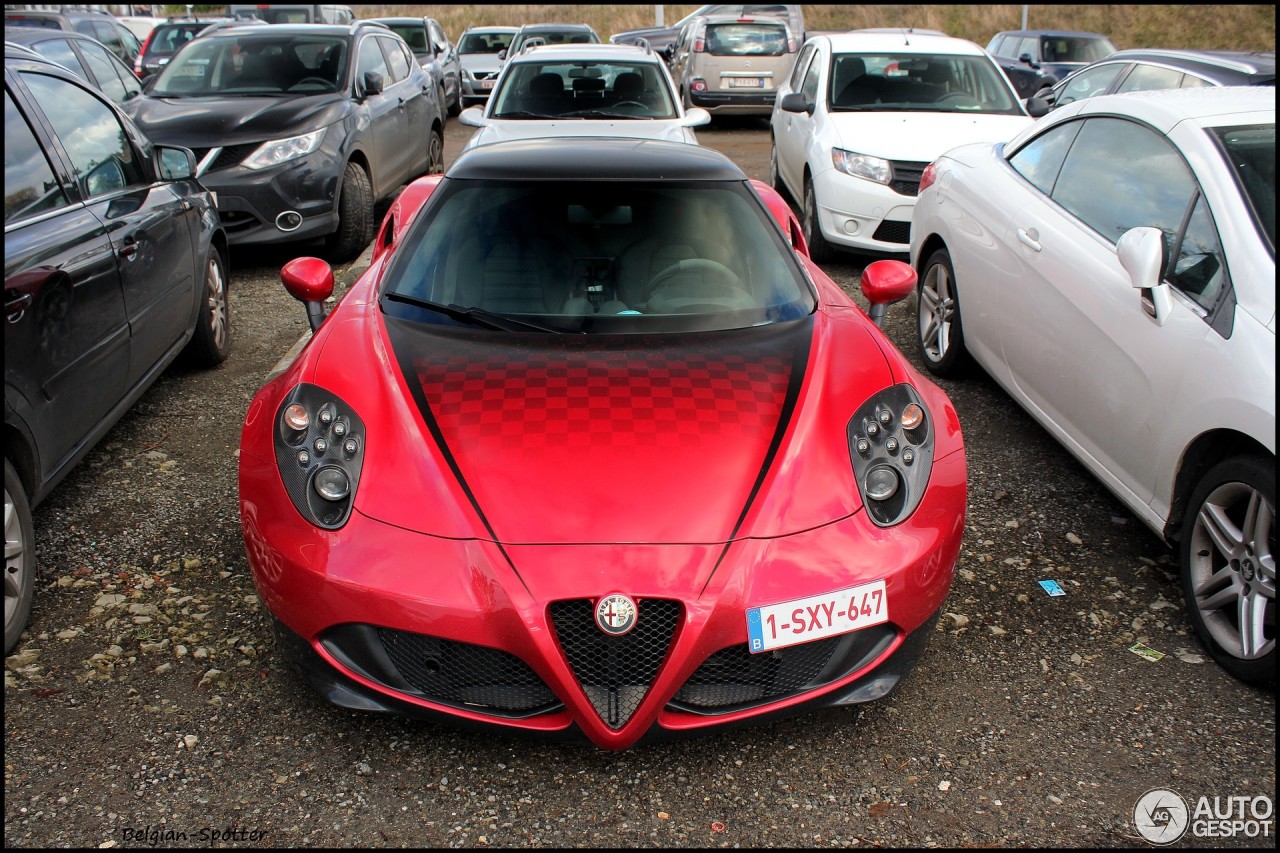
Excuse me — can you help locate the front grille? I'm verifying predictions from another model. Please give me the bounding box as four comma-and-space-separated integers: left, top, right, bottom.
192, 143, 262, 174
872, 219, 912, 245
888, 160, 929, 196
668, 624, 897, 714
550, 599, 681, 729
376, 628, 560, 714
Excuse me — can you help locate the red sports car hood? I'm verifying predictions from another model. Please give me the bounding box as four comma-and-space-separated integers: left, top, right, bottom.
370, 314, 880, 545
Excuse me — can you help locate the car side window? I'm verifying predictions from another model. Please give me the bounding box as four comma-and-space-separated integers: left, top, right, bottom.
800, 48, 820, 102
378, 35, 411, 84
1057, 63, 1125, 104
788, 42, 814, 91
1008, 119, 1082, 195
1179, 73, 1214, 89
1115, 62, 1184, 94
88, 21, 126, 60
429, 21, 449, 54
4, 90, 69, 222
1051, 116, 1196, 257
79, 41, 139, 103
19, 71, 144, 199
358, 35, 391, 85
1169, 194, 1227, 312
30, 38, 89, 81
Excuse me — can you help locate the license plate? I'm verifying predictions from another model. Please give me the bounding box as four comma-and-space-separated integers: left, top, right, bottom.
479, 79, 495, 89
746, 579, 888, 653
727, 77, 763, 88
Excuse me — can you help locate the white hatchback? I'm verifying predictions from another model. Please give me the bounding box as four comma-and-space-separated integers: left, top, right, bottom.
910, 86, 1276, 684
769, 31, 1032, 260
459, 43, 709, 150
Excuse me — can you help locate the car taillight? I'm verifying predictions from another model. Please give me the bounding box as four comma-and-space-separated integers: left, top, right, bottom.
693, 38, 705, 52
919, 161, 940, 194
691, 77, 707, 93
135, 31, 154, 77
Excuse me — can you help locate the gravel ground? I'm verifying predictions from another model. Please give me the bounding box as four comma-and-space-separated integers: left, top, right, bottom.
4, 118, 1274, 849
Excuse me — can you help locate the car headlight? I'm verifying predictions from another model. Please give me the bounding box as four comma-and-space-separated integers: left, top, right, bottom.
832, 148, 891, 185
242, 128, 326, 171
848, 385, 935, 527
273, 383, 366, 529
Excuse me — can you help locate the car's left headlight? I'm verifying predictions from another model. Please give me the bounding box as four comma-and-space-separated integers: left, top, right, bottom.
242, 128, 326, 171
848, 385, 935, 527
272, 383, 366, 529
832, 148, 891, 185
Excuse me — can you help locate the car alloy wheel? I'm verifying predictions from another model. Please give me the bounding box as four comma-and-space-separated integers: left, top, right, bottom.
326, 161, 373, 262
427, 127, 445, 175
185, 249, 230, 366
916, 248, 970, 378
1180, 455, 1275, 685
4, 460, 35, 655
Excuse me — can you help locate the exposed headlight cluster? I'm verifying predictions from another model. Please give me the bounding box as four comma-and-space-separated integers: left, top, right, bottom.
243, 128, 326, 171
273, 384, 366, 529
832, 148, 891, 185
847, 385, 935, 527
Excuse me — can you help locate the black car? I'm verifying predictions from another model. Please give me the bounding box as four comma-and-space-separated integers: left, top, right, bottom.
4, 26, 143, 105
132, 16, 265, 82
985, 29, 1116, 97
5, 45, 230, 653
367, 16, 463, 116
3, 7, 142, 65
1038, 48, 1277, 109
123, 21, 445, 260
610, 5, 804, 58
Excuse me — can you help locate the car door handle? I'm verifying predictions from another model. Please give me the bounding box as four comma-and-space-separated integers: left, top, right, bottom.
118, 239, 138, 260
1016, 227, 1042, 252
5, 292, 33, 324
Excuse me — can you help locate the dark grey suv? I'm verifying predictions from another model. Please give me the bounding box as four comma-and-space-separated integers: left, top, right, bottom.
5, 44, 230, 652
124, 21, 445, 260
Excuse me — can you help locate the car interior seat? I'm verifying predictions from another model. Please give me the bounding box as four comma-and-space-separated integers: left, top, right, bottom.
833, 56, 882, 106
611, 71, 644, 102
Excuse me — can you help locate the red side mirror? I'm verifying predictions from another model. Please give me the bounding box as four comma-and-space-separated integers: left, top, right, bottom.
860, 260, 917, 328
281, 257, 335, 332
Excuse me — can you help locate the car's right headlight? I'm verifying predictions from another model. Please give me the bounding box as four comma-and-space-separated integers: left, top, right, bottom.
832, 148, 891, 185
242, 128, 326, 171
847, 385, 935, 527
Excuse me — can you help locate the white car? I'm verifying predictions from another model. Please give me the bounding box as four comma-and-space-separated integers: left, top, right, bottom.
769, 31, 1033, 260
459, 43, 709, 150
910, 86, 1275, 684
457, 25, 518, 107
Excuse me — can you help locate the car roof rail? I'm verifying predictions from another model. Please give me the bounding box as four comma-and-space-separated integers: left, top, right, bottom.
632, 36, 652, 54
522, 37, 547, 53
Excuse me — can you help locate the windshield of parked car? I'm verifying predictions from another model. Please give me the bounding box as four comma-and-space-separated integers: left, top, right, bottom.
829, 53, 1023, 114
380, 180, 815, 333
459, 30, 514, 54
147, 23, 213, 58
1213, 122, 1276, 255
491, 61, 677, 118
512, 29, 599, 54
383, 23, 429, 54
149, 35, 347, 95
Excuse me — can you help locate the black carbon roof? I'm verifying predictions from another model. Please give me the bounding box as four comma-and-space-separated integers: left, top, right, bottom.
446, 137, 748, 182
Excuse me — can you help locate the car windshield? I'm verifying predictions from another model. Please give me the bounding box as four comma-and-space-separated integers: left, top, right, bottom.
149, 35, 346, 96
513, 29, 597, 52
491, 61, 677, 118
828, 53, 1023, 114
380, 179, 815, 333
1212, 122, 1276, 255
1040, 35, 1116, 64
147, 23, 209, 58
459, 31, 513, 54
704, 22, 790, 56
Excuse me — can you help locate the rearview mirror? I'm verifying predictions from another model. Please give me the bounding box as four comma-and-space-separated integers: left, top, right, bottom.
1117, 226, 1172, 325
779, 91, 811, 115
860, 260, 918, 328
282, 257, 335, 332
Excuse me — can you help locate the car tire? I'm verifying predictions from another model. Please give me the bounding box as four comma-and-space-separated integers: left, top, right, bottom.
5, 459, 35, 655
427, 125, 445, 176
326, 161, 373, 263
915, 247, 972, 378
768, 139, 789, 201
183, 248, 230, 367
1179, 455, 1275, 686
802, 177, 834, 264
447, 86, 461, 117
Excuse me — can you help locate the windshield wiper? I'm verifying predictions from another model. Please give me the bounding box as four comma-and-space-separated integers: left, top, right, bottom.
560, 109, 650, 119
383, 292, 582, 334
492, 110, 561, 119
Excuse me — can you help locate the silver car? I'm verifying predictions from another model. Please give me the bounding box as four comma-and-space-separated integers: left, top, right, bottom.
457, 25, 517, 106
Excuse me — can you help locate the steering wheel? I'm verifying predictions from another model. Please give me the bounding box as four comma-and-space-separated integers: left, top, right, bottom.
612, 100, 646, 110
292, 77, 331, 88
937, 92, 978, 106
645, 258, 747, 310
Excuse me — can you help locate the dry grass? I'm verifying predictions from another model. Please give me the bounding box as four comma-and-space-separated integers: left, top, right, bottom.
355, 5, 1275, 51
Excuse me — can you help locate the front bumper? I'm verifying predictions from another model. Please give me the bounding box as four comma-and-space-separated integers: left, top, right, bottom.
813, 167, 918, 254
199, 149, 342, 247
240, 444, 964, 750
